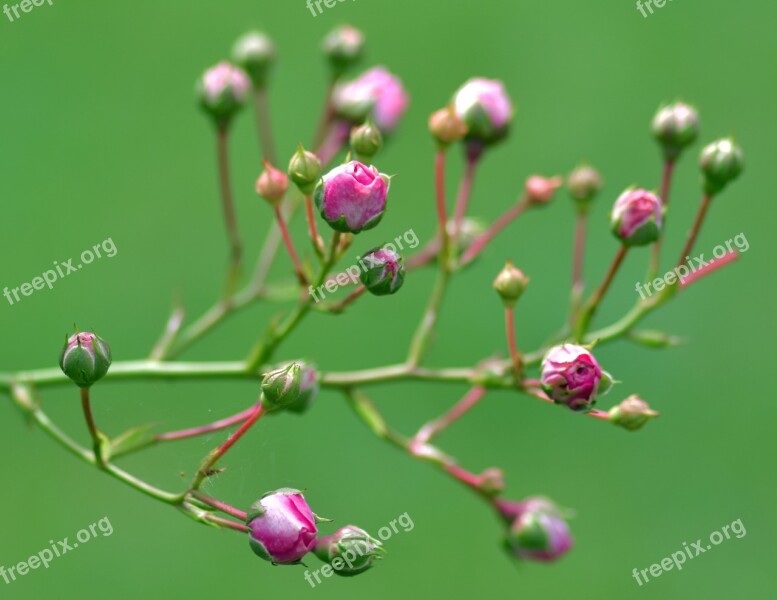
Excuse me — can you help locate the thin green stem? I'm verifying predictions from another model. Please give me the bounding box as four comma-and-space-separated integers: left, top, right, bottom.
80, 387, 106, 468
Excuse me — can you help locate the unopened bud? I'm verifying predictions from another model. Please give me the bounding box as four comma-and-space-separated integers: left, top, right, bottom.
261, 363, 302, 412
288, 145, 323, 195
313, 525, 386, 576
256, 160, 289, 206
493, 261, 529, 308
428, 106, 468, 147
526, 175, 562, 205
322, 25, 365, 75
360, 247, 406, 296
350, 120, 383, 162
608, 395, 659, 431
232, 31, 276, 88
284, 363, 320, 415
59, 332, 112, 388
567, 164, 603, 207
610, 188, 663, 247
504, 497, 573, 562
700, 138, 744, 195
197, 62, 250, 126
652, 102, 700, 161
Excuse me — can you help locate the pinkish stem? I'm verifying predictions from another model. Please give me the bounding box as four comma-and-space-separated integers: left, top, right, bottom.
460, 196, 530, 265
677, 193, 713, 267
316, 120, 350, 165
190, 490, 248, 521
156, 406, 257, 442
680, 250, 739, 288
451, 146, 483, 238
651, 159, 675, 276
413, 386, 487, 446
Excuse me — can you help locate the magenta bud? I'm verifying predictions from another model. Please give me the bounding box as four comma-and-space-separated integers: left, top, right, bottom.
313, 525, 386, 576
314, 161, 389, 234
196, 62, 250, 125
610, 188, 664, 247
502, 497, 573, 562
359, 247, 406, 296
333, 67, 409, 133
452, 78, 514, 144
59, 332, 112, 388
652, 102, 699, 160
541, 344, 610, 411
608, 395, 659, 431
247, 488, 318, 565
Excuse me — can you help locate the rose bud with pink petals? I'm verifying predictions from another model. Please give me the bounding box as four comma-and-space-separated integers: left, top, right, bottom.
499, 497, 574, 562
610, 188, 664, 247
314, 161, 389, 233
196, 61, 250, 125
359, 247, 406, 296
333, 66, 409, 133
452, 78, 514, 144
247, 488, 318, 565
526, 175, 563, 205
541, 344, 612, 411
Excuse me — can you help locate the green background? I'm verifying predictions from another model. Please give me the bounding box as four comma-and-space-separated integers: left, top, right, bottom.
0, 0, 774, 598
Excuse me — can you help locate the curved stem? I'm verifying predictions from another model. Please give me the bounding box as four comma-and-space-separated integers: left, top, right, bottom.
156, 405, 257, 442
574, 246, 629, 340
304, 194, 325, 257
274, 205, 308, 284
676, 193, 713, 267
80, 387, 106, 468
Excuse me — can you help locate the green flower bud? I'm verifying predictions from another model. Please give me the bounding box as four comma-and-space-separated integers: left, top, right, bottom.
261, 363, 302, 412
322, 25, 365, 75
288, 145, 323, 195
359, 247, 406, 296
282, 362, 320, 415
652, 102, 700, 161
59, 332, 112, 388
608, 395, 659, 431
493, 261, 529, 308
700, 138, 744, 195
350, 120, 383, 163
313, 525, 385, 576
567, 164, 603, 208
232, 31, 276, 88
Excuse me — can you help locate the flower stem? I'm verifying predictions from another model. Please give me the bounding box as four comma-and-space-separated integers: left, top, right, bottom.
156, 405, 258, 442
274, 205, 308, 284
435, 150, 450, 256
80, 387, 106, 468
676, 193, 713, 267
253, 88, 277, 165
650, 159, 675, 277
460, 196, 530, 265
406, 266, 450, 367
304, 194, 325, 257
216, 124, 243, 298
505, 307, 522, 382
190, 490, 248, 521
412, 386, 486, 446
451, 147, 482, 240
569, 210, 588, 324
574, 246, 629, 340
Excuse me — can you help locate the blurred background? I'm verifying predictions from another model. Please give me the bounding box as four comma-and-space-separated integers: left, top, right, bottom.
0, 0, 774, 598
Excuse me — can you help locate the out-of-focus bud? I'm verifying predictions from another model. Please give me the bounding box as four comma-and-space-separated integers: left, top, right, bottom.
261, 363, 302, 412
608, 395, 659, 431
322, 25, 365, 75
333, 67, 409, 133
314, 161, 389, 233
288, 145, 323, 195
452, 78, 514, 144
350, 120, 383, 163
428, 106, 468, 147
541, 344, 611, 411
232, 31, 276, 88
247, 488, 317, 565
700, 138, 744, 195
502, 497, 573, 562
652, 102, 700, 160
446, 217, 486, 253
610, 188, 664, 247
59, 332, 112, 388
627, 329, 685, 348
526, 175, 563, 206
313, 525, 386, 576
284, 363, 320, 415
256, 160, 289, 206
567, 164, 603, 209
359, 247, 406, 296
493, 261, 529, 308
197, 62, 250, 125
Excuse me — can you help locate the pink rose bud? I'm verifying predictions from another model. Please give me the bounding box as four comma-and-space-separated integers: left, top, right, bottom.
502, 497, 573, 562
452, 78, 514, 144
247, 488, 318, 565
541, 344, 611, 411
333, 67, 409, 133
255, 160, 289, 206
526, 175, 563, 205
197, 62, 251, 125
322, 25, 365, 75
314, 161, 389, 233
610, 188, 663, 247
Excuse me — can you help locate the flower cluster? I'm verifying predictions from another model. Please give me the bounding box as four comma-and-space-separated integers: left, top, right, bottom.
5, 24, 746, 584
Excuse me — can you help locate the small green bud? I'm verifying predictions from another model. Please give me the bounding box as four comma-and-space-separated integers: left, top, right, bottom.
261, 363, 302, 412
350, 120, 383, 163
493, 261, 529, 308
288, 144, 323, 195
700, 138, 744, 195
59, 332, 112, 388
652, 102, 700, 161
232, 31, 276, 88
322, 25, 365, 75
313, 525, 385, 576
608, 395, 659, 431
567, 164, 603, 208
